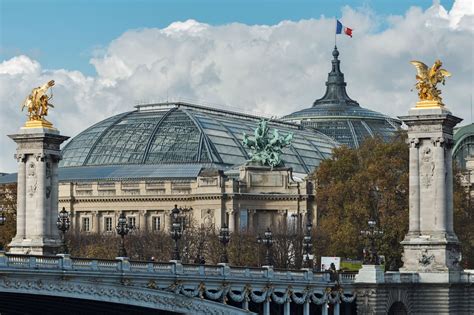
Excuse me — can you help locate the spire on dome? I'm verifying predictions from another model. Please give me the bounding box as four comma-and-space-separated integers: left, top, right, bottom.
313, 46, 359, 107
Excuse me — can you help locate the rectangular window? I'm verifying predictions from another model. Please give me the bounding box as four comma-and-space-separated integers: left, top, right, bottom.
104, 217, 113, 232
128, 216, 136, 228
152, 216, 161, 231
82, 217, 90, 232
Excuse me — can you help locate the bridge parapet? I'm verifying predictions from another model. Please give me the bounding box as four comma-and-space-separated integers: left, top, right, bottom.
0, 252, 347, 286
0, 251, 357, 315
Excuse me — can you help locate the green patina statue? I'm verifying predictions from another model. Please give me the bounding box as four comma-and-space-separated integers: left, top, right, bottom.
242, 119, 293, 168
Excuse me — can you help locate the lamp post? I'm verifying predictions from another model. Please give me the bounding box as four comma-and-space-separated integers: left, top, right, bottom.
303, 214, 313, 269
116, 212, 133, 258
360, 219, 383, 265
360, 186, 383, 265
193, 226, 206, 264
256, 234, 262, 267
262, 227, 273, 266
56, 207, 70, 254
218, 224, 230, 264
0, 207, 6, 251
170, 205, 182, 261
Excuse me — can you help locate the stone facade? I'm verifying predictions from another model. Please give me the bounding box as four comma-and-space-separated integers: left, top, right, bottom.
59, 165, 316, 234
8, 127, 69, 255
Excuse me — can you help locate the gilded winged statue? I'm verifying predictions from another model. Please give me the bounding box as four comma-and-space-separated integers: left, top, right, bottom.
410, 60, 451, 104
21, 80, 55, 121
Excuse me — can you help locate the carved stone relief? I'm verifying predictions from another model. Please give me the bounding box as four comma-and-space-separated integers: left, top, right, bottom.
14, 153, 26, 163
27, 162, 37, 197
45, 161, 52, 199
408, 138, 419, 148
201, 209, 214, 228
420, 147, 435, 188
418, 249, 434, 268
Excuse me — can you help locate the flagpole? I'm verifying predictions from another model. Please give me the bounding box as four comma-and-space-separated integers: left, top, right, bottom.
334, 18, 337, 47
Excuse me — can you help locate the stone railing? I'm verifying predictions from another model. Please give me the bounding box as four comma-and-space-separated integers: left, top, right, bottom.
0, 252, 355, 286
0, 251, 358, 315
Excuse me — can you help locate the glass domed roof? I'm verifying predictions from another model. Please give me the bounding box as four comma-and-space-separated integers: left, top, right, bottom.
282, 46, 400, 148
453, 123, 474, 170
60, 102, 339, 174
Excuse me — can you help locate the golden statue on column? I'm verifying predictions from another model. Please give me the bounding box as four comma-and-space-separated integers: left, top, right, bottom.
410, 60, 451, 108
21, 80, 56, 128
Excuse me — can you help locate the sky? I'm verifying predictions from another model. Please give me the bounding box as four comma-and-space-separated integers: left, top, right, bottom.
0, 0, 473, 172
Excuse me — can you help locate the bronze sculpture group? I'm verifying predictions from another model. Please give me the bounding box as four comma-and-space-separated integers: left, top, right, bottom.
243, 119, 293, 168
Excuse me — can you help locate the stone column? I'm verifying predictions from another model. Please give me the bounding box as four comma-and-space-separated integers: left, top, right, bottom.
35, 153, 47, 238
13, 154, 27, 241
277, 210, 287, 231
446, 140, 455, 235
139, 210, 148, 233
8, 127, 69, 255
433, 137, 447, 234
92, 211, 99, 233
248, 209, 255, 232
165, 210, 172, 232
399, 107, 462, 274
49, 156, 60, 239
227, 210, 235, 232
407, 138, 420, 235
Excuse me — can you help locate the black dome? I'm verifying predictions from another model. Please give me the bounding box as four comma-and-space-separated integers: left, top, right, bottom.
282, 46, 400, 148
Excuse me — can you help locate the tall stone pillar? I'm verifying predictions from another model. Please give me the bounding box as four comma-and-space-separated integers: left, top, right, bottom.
8, 127, 69, 255
399, 106, 462, 275
139, 210, 148, 233
227, 210, 235, 232
14, 154, 27, 240
248, 209, 255, 232
92, 211, 99, 233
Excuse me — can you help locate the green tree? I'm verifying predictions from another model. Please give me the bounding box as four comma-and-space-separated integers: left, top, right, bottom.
453, 170, 474, 268
0, 183, 17, 249
312, 132, 474, 270
312, 132, 409, 270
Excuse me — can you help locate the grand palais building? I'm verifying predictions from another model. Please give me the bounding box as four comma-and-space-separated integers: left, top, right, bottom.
2, 47, 471, 235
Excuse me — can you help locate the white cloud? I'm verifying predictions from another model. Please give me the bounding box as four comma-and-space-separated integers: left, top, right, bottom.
0, 0, 473, 172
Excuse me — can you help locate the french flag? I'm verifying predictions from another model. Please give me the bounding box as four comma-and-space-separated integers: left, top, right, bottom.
336, 20, 352, 37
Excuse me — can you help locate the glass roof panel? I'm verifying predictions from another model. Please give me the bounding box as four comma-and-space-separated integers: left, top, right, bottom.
60, 112, 130, 167
85, 111, 166, 165
144, 110, 202, 163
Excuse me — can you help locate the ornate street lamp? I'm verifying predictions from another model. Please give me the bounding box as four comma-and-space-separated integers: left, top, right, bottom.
262, 227, 273, 266
303, 215, 313, 269
194, 227, 206, 264
360, 186, 384, 265
180, 206, 193, 230
170, 205, 182, 261
360, 219, 383, 265
116, 212, 133, 258
56, 207, 70, 254
218, 224, 230, 264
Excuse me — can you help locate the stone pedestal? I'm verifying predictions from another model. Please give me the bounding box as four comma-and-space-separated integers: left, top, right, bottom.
355, 265, 385, 283
8, 127, 69, 255
398, 107, 462, 275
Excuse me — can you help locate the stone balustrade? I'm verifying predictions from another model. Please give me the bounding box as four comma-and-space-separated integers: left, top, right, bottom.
0, 251, 358, 315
